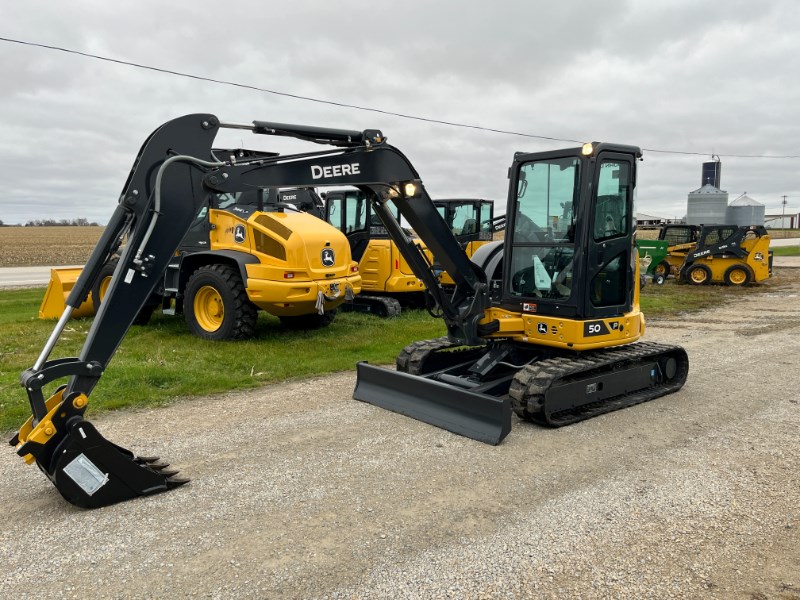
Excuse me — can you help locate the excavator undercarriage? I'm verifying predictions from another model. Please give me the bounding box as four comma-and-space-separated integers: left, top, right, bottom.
355, 337, 687, 444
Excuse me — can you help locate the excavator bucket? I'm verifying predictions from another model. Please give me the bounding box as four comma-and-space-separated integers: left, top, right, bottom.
14, 414, 187, 509
39, 268, 95, 319
353, 362, 512, 445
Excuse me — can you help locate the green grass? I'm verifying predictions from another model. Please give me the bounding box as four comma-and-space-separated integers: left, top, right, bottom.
0, 288, 444, 431
1, 277, 778, 432
771, 246, 800, 256
639, 282, 728, 316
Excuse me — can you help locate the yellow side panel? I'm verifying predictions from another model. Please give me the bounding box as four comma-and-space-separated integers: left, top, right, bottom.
481, 308, 644, 351
360, 241, 392, 292
746, 235, 772, 282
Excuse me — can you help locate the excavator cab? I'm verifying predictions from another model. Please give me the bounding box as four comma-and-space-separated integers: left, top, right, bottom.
506, 148, 634, 317
432, 199, 495, 288
434, 199, 494, 243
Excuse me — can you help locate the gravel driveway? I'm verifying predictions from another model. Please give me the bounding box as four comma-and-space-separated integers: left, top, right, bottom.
2, 269, 799, 599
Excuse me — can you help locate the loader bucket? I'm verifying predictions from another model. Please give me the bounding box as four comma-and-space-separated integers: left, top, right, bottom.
353, 362, 512, 445
39, 268, 95, 319
16, 416, 188, 509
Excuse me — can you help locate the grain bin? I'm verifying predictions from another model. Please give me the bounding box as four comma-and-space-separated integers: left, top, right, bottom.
687, 184, 728, 225
727, 194, 765, 226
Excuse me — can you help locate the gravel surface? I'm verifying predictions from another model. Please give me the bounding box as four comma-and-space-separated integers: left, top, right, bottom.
2, 269, 799, 599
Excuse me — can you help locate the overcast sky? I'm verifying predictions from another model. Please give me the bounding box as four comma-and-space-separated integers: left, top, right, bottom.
1, 0, 798, 225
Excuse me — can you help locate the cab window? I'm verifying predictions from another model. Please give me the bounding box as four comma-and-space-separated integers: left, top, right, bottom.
593, 161, 630, 242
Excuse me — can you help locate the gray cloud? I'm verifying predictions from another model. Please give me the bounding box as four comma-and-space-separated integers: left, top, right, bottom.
1, 0, 798, 225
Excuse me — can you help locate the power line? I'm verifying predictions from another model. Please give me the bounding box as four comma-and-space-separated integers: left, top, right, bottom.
2, 35, 800, 160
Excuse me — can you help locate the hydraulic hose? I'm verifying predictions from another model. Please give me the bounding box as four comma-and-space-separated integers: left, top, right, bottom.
133, 155, 226, 267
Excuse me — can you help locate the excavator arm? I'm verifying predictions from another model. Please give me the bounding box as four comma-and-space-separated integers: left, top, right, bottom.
13, 114, 492, 508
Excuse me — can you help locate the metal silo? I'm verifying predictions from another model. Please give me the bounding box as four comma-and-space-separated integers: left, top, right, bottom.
687, 184, 728, 225
727, 194, 765, 226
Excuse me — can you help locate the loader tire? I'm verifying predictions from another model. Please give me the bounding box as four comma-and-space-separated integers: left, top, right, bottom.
684, 264, 711, 286
723, 264, 752, 286
91, 259, 155, 325
279, 309, 337, 330
183, 264, 258, 340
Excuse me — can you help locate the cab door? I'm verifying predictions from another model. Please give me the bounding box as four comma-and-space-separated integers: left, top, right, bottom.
582, 153, 636, 318
326, 190, 370, 262
180, 202, 212, 252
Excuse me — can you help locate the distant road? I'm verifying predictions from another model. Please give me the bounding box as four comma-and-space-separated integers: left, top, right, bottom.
771, 237, 800, 246
0, 266, 80, 288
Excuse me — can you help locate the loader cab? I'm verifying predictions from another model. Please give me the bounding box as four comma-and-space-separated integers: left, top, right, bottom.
324, 189, 402, 262
658, 224, 700, 246
181, 190, 270, 252
274, 188, 325, 219
434, 199, 494, 245
504, 144, 638, 320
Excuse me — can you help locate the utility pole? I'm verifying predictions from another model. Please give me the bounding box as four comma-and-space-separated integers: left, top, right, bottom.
782, 195, 788, 228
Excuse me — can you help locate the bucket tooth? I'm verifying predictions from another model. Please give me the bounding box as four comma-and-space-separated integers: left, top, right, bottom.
144, 461, 171, 470
154, 468, 180, 478
166, 476, 190, 488
134, 456, 161, 464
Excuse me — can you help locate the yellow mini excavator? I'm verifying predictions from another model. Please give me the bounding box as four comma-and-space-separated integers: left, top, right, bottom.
323, 187, 431, 316
13, 114, 688, 508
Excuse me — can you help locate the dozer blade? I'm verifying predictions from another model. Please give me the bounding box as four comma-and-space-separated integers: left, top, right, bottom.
353, 362, 512, 445
42, 418, 188, 509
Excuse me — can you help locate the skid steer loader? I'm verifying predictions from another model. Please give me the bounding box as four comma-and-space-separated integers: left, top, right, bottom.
13, 114, 688, 509
38, 154, 361, 340
678, 224, 772, 285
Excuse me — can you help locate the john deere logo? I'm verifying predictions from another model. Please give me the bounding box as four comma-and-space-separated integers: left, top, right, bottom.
321, 248, 335, 267
234, 225, 246, 244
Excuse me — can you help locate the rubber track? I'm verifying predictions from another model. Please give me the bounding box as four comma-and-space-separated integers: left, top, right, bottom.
359, 295, 402, 317
342, 294, 402, 319
396, 337, 454, 373
509, 341, 688, 427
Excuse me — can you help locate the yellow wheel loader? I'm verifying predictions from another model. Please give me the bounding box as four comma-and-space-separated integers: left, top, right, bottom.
38, 153, 361, 340
678, 225, 772, 286
13, 114, 688, 509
